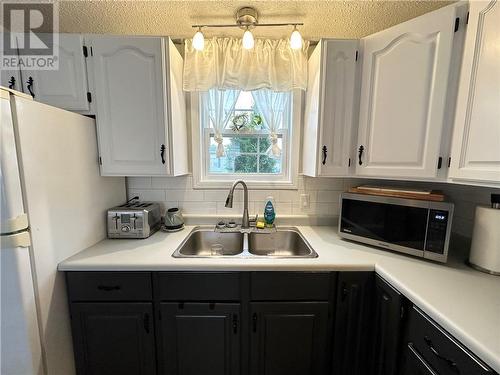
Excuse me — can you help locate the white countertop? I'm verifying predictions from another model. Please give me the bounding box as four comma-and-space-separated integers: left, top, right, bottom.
58, 225, 500, 372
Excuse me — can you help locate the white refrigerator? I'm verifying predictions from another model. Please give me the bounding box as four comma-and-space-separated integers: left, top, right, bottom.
0, 88, 126, 375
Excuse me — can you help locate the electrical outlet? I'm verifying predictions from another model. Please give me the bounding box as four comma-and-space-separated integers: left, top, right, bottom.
300, 194, 310, 209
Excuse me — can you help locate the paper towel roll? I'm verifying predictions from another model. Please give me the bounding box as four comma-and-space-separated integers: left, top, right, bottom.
469, 206, 500, 275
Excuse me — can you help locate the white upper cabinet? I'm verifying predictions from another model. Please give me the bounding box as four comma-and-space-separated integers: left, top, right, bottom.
303, 39, 359, 177
356, 4, 464, 179
87, 36, 188, 176
449, 0, 500, 184
22, 34, 90, 111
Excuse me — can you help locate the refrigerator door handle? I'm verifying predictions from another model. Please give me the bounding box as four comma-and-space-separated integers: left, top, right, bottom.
1, 213, 29, 234
1, 231, 31, 248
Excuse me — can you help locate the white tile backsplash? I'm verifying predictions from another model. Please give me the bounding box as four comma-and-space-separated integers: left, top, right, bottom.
127, 175, 345, 218
127, 175, 500, 239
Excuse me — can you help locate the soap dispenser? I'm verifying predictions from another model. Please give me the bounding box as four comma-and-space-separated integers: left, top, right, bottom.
263, 196, 276, 227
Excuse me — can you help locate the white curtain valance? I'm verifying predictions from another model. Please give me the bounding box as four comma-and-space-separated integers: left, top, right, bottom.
183, 37, 309, 92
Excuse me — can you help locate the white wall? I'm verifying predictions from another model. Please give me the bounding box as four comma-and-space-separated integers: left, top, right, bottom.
127, 176, 500, 239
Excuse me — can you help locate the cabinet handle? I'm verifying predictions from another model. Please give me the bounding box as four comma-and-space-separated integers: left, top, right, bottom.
252, 313, 257, 333
408, 343, 439, 375
143, 313, 150, 334
358, 145, 364, 165
322, 146, 327, 165
232, 314, 238, 334
8, 76, 16, 90
424, 336, 459, 373
341, 282, 349, 302
97, 285, 121, 291
160, 144, 166, 164
26, 77, 35, 98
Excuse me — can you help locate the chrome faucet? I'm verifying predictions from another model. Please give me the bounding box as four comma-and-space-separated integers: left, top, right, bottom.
225, 180, 249, 229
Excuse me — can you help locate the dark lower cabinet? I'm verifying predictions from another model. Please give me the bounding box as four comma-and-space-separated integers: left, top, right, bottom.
66, 271, 497, 375
250, 302, 329, 375
70, 302, 156, 375
331, 272, 374, 375
370, 275, 405, 375
159, 303, 241, 375
401, 306, 495, 375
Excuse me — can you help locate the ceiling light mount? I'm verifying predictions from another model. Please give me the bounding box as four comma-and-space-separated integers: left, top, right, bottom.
191, 7, 304, 51
236, 7, 258, 30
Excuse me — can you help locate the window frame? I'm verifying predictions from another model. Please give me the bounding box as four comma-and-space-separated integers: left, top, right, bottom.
191, 90, 301, 189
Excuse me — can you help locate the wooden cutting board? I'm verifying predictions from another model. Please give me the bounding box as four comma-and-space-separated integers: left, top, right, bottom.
348, 186, 445, 202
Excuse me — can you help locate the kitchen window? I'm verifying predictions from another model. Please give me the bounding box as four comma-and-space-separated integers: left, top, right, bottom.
191, 89, 300, 189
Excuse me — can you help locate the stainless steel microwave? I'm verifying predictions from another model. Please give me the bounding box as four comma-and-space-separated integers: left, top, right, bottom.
339, 193, 454, 263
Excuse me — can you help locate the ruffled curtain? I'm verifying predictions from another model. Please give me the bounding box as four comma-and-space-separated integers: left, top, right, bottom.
184, 37, 309, 92
252, 90, 289, 158
202, 89, 240, 157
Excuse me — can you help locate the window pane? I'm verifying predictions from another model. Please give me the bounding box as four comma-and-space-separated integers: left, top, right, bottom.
230, 137, 258, 153
234, 155, 258, 173
259, 155, 282, 174
259, 136, 271, 153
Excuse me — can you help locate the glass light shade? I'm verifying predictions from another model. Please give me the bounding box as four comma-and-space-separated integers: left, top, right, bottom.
193, 30, 205, 51
290, 29, 303, 49
242, 29, 255, 49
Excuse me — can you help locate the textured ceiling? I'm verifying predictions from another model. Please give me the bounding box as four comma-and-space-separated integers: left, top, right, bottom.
57, 0, 454, 41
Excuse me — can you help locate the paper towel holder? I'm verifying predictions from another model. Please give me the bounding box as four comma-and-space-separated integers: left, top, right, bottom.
467, 194, 500, 276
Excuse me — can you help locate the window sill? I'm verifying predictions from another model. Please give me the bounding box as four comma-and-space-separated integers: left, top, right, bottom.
193, 178, 298, 190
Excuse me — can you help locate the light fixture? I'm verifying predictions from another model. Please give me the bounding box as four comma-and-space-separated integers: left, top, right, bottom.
290, 25, 302, 50
192, 27, 205, 51
191, 7, 303, 51
242, 27, 254, 49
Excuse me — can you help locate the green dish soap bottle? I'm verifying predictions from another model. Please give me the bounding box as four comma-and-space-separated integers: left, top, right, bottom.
264, 196, 276, 227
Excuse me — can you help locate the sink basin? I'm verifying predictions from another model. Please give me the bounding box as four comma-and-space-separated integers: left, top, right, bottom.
172, 228, 243, 257
172, 227, 318, 258
249, 228, 318, 258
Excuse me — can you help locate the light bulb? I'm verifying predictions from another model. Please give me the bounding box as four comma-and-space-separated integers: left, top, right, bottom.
242, 28, 254, 49
290, 27, 303, 50
192, 28, 205, 51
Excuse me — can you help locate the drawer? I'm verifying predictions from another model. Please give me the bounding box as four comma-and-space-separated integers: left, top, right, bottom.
406, 306, 493, 375
250, 272, 332, 301
157, 272, 240, 301
66, 272, 152, 301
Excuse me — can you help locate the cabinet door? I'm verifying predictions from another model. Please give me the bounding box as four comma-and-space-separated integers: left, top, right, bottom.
250, 302, 329, 375
370, 276, 404, 375
88, 36, 169, 176
356, 4, 460, 178
70, 302, 156, 375
332, 272, 374, 375
22, 34, 90, 111
160, 303, 240, 375
449, 0, 500, 184
303, 39, 358, 177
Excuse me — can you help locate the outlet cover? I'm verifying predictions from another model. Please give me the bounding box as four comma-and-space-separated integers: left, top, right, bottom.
300, 194, 310, 209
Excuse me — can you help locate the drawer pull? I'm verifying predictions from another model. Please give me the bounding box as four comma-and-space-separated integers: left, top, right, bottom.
408, 343, 439, 375
97, 285, 121, 291
252, 313, 258, 333
232, 314, 238, 334
424, 336, 460, 373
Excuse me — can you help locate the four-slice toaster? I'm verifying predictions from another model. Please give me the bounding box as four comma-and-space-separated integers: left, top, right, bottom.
107, 202, 161, 239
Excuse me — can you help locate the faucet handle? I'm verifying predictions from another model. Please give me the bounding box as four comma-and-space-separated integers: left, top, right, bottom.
249, 214, 258, 226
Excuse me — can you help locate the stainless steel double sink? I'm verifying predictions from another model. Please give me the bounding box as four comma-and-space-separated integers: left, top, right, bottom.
172, 226, 318, 258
